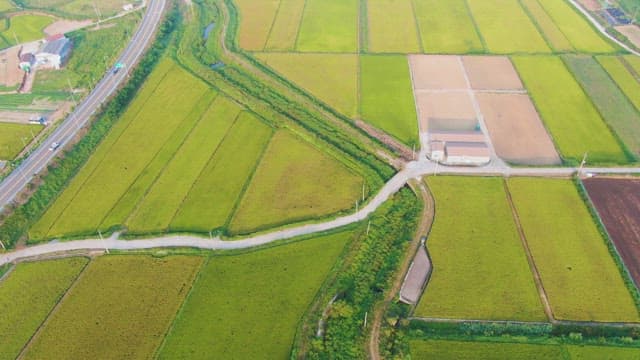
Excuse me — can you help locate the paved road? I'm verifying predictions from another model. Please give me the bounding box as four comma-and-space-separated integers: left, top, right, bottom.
0, 0, 166, 211
2, 160, 640, 265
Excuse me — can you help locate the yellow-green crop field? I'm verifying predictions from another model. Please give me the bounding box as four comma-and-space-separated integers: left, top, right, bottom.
0, 123, 43, 160
508, 178, 640, 322
512, 56, 627, 163
264, 0, 306, 51
415, 177, 545, 321
158, 232, 350, 359
367, 0, 420, 53
28, 57, 363, 240
229, 131, 363, 234
21, 255, 203, 359
597, 56, 640, 113
0, 258, 87, 359
18, 0, 127, 18
409, 340, 640, 359
520, 0, 574, 52
296, 0, 359, 52
1, 14, 54, 45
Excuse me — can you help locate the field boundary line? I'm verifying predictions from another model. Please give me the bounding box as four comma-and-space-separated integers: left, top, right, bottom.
410, 316, 640, 328
37, 66, 177, 239
16, 256, 92, 359
152, 255, 209, 358
517, 0, 561, 53
502, 179, 555, 322
263, 0, 283, 51
117, 91, 216, 232
463, 0, 488, 53
358, 0, 367, 53
0, 263, 15, 284
619, 56, 640, 81
222, 125, 276, 233
292, 0, 309, 52
409, 0, 424, 53
594, 56, 640, 120
166, 109, 241, 229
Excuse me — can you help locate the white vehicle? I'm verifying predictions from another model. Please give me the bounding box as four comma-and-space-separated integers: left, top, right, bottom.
49, 142, 61, 151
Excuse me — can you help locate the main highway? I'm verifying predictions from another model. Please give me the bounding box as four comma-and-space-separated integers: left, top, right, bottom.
0, 0, 166, 211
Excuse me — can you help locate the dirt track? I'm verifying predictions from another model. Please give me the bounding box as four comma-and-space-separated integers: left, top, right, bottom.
584, 178, 640, 288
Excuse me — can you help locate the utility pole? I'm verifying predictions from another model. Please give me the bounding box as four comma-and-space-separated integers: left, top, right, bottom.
355, 200, 359, 213
98, 230, 109, 254
578, 152, 588, 177
366, 220, 371, 236
12, 31, 19, 46
0, 240, 5, 251
92, 1, 102, 23
412, 144, 416, 160
362, 183, 365, 202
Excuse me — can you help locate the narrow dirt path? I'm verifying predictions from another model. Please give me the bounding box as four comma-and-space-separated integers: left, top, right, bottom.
368, 179, 434, 360
503, 180, 555, 322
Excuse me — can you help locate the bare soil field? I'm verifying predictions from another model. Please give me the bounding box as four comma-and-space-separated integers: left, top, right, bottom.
462, 56, 524, 90
584, 177, 640, 288
0, 46, 23, 88
0, 111, 43, 124
409, 55, 467, 90
415, 91, 477, 131
478, 93, 560, 165
616, 25, 640, 48
43, 19, 92, 36
577, 0, 601, 11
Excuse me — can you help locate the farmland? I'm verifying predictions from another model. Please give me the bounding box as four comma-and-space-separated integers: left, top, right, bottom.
264, 0, 305, 51
0, 122, 43, 160
465, 0, 550, 54
16, 0, 129, 18
520, 0, 574, 52
0, 257, 87, 359
367, 0, 420, 53
360, 55, 418, 146
21, 255, 203, 359
255, 53, 359, 117
1, 14, 54, 45
583, 178, 640, 288
597, 56, 640, 112
234, 0, 279, 50
412, 0, 483, 54
563, 55, 640, 158
507, 178, 640, 322
296, 0, 359, 53
158, 232, 350, 359
409, 340, 640, 359
229, 131, 362, 234
0, 0, 13, 12
513, 56, 627, 163
415, 177, 545, 321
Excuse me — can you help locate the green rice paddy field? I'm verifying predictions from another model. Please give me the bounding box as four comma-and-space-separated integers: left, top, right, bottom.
0, 122, 43, 160
1, 14, 54, 45
409, 340, 640, 359
507, 178, 640, 322
415, 177, 545, 321
0, 232, 351, 358
28, 57, 364, 240
17, 0, 127, 18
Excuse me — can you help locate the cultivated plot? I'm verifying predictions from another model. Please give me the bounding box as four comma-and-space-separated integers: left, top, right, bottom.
18, 0, 127, 18
367, 0, 420, 53
415, 177, 545, 321
519, 0, 574, 52
409, 55, 467, 90
478, 93, 560, 165
255, 52, 359, 117
466, 0, 550, 54
234, 0, 280, 51
229, 131, 362, 234
22, 255, 203, 359
414, 92, 476, 132
0, 257, 87, 359
584, 178, 640, 289
462, 56, 523, 90
563, 55, 640, 158
597, 56, 640, 112
412, 0, 483, 54
508, 178, 640, 322
296, 0, 359, 53
158, 232, 350, 359
513, 56, 627, 163
264, 0, 306, 51
1, 14, 54, 45
0, 122, 43, 160
360, 55, 419, 145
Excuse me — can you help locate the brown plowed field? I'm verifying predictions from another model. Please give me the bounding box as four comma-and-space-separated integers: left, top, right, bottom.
415, 91, 477, 131
577, 0, 601, 11
616, 25, 640, 48
478, 93, 560, 165
409, 55, 467, 90
0, 46, 22, 88
44, 20, 93, 37
462, 56, 524, 90
584, 178, 640, 287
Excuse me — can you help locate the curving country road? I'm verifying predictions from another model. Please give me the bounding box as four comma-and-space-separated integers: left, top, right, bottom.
0, 0, 166, 211
1, 159, 640, 266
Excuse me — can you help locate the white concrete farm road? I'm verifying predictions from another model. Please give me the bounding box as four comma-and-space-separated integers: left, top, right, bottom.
2, 159, 640, 266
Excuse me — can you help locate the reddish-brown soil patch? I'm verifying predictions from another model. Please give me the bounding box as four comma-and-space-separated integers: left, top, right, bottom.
0, 46, 23, 88
578, 0, 601, 11
462, 56, 524, 90
477, 93, 560, 165
44, 19, 93, 37
415, 91, 477, 132
616, 25, 640, 48
409, 55, 467, 90
584, 178, 640, 288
